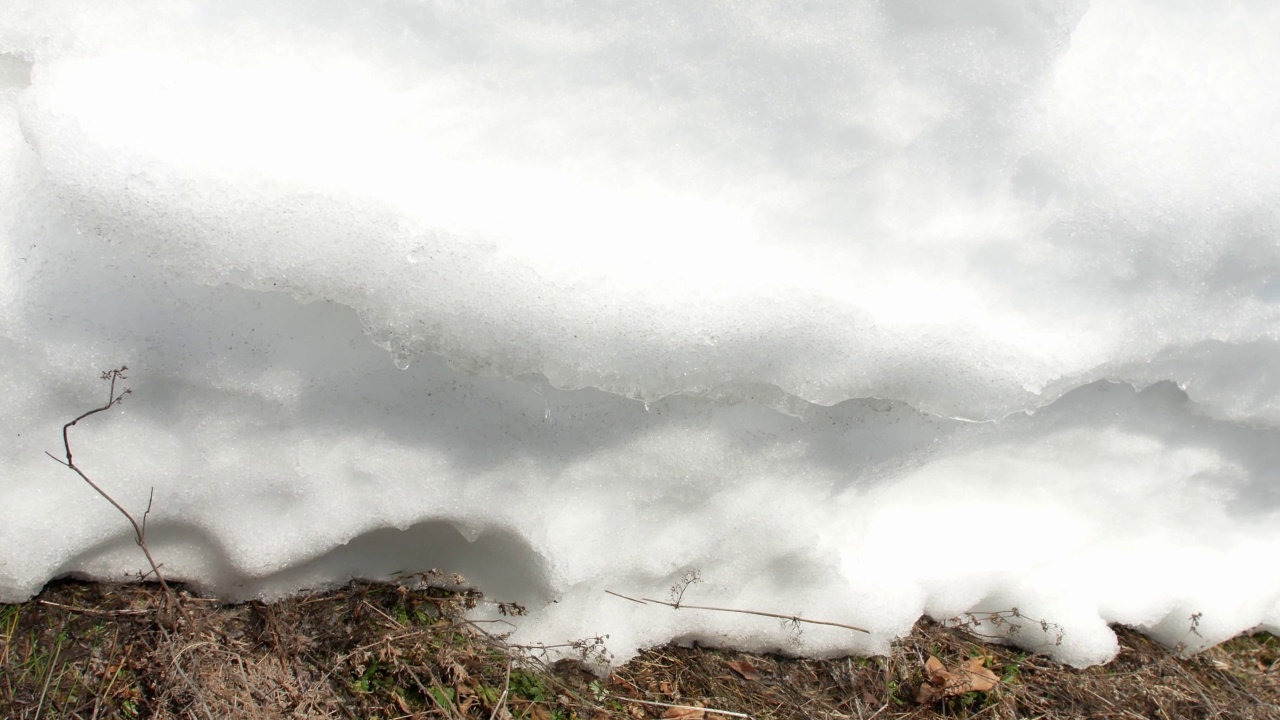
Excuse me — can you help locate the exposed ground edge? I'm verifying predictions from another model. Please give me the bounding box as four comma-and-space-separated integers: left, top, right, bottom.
2, 580, 1277, 719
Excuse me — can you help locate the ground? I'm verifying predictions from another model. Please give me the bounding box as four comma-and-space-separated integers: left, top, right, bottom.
1, 579, 1276, 719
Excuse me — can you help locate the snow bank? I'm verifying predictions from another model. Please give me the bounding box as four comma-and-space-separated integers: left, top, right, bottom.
1, 1, 1278, 667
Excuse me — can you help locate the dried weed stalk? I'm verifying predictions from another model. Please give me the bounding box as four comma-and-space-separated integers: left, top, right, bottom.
44, 367, 174, 602
42, 368, 214, 719
944, 608, 1066, 648
606, 570, 871, 635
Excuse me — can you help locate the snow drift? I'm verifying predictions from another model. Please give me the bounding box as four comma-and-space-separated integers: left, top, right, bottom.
1, 1, 1278, 667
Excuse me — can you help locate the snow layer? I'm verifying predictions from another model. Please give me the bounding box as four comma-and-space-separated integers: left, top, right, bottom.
1, 1, 1279, 667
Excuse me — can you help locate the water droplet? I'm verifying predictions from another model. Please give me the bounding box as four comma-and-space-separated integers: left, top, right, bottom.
392, 348, 411, 370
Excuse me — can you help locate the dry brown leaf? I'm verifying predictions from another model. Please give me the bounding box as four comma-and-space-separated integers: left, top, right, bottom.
963, 657, 999, 692
916, 655, 1001, 704
457, 683, 479, 715
725, 660, 762, 681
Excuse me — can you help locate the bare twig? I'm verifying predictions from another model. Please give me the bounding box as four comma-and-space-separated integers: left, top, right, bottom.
44, 368, 215, 719
607, 589, 870, 634
45, 367, 174, 602
614, 695, 753, 719
605, 590, 647, 605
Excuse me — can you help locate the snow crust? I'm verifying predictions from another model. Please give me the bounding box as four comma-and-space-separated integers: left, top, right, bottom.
1, 1, 1278, 667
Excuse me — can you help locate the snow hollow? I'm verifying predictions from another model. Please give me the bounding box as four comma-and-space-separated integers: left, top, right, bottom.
2, 1, 1279, 667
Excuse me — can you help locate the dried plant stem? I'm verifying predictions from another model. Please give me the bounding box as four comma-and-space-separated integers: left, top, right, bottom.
605, 589, 870, 634
488, 658, 512, 720
44, 367, 174, 603
33, 634, 62, 720
44, 368, 213, 718
614, 696, 752, 719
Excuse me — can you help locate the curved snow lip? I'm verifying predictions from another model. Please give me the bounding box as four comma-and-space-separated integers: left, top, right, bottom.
9, 341, 1279, 668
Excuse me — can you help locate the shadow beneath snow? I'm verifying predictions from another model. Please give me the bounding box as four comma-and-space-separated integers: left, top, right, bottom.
981, 379, 1280, 520
250, 519, 555, 608
47, 517, 554, 609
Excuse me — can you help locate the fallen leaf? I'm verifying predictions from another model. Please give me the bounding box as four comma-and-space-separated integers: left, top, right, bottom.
963, 657, 999, 692
726, 660, 762, 681
457, 683, 479, 715
916, 655, 1001, 704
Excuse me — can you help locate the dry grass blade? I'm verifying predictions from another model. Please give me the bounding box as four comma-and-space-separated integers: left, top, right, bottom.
32, 634, 62, 720
489, 658, 513, 720
616, 695, 752, 718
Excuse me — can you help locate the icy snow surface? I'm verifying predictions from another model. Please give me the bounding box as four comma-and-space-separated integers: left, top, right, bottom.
2, 1, 1279, 667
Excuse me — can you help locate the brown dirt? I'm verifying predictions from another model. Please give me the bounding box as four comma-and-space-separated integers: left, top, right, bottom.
2, 579, 1277, 720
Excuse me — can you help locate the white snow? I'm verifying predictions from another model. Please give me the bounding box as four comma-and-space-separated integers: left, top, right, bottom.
1, 0, 1279, 668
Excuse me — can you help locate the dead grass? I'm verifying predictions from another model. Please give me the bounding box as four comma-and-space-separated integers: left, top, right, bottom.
1, 579, 1276, 720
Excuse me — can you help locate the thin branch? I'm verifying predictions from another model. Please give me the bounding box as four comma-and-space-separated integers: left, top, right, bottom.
614, 696, 752, 719
44, 451, 150, 549
47, 367, 176, 604
53, 372, 214, 720
143, 487, 155, 538
60, 366, 132, 467
607, 589, 870, 634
